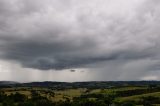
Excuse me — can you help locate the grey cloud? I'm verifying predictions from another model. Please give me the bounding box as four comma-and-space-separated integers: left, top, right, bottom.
0, 0, 160, 74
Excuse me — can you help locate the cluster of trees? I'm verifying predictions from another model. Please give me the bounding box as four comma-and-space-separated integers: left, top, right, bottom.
0, 91, 54, 106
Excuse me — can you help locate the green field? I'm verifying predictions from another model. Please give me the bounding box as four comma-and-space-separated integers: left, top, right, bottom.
0, 86, 160, 106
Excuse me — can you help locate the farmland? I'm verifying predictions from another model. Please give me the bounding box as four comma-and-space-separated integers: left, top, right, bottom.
0, 81, 160, 106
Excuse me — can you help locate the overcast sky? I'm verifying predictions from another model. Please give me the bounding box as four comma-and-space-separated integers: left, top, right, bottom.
0, 0, 160, 82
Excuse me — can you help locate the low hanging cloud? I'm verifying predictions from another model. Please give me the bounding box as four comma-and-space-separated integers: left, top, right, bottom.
0, 0, 160, 77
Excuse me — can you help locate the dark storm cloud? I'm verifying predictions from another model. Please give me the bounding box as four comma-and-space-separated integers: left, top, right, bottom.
0, 0, 160, 73
70, 70, 76, 72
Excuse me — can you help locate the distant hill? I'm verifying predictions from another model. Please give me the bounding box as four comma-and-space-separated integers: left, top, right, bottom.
0, 81, 160, 89
0, 81, 19, 85
0, 81, 19, 88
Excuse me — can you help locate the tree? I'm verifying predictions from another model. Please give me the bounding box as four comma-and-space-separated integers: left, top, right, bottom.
121, 101, 136, 106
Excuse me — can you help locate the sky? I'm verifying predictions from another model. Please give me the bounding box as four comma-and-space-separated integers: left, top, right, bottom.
0, 0, 160, 82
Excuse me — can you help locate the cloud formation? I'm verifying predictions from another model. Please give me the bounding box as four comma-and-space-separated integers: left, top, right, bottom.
0, 0, 160, 81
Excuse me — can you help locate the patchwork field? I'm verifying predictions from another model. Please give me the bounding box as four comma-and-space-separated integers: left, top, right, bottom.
0, 85, 160, 106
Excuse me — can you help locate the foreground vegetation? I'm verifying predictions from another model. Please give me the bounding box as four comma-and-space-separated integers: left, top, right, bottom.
0, 82, 160, 106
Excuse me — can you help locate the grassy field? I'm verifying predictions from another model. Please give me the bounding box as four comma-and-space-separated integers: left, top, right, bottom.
0, 86, 160, 105
115, 92, 160, 103
90, 86, 146, 94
